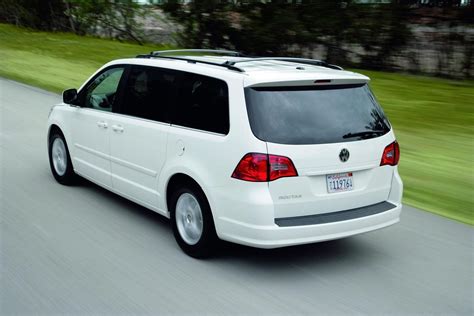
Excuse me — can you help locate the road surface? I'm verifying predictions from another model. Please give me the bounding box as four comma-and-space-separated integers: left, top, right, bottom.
1, 78, 473, 315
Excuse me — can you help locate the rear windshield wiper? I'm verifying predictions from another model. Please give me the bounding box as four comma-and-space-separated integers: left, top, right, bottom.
342, 130, 386, 139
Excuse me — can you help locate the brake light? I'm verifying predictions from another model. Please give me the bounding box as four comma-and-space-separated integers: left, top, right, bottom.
314, 79, 331, 84
380, 141, 400, 166
232, 153, 298, 182
231, 153, 268, 182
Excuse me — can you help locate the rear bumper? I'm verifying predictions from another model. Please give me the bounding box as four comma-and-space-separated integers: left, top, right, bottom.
275, 201, 396, 227
216, 203, 401, 249
210, 169, 403, 249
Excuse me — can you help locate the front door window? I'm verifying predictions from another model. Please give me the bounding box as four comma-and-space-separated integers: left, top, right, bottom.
84, 67, 124, 111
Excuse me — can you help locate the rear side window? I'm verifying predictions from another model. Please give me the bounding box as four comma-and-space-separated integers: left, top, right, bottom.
120, 66, 178, 122
172, 73, 229, 135
244, 84, 391, 145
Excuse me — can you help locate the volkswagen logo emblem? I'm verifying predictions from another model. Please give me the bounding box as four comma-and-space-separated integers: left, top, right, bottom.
339, 148, 350, 162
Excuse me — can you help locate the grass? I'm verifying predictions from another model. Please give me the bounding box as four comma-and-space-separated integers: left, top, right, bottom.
356, 70, 473, 225
0, 23, 174, 93
1, 23, 472, 225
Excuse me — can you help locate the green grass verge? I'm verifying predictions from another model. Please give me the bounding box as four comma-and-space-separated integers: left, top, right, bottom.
355, 70, 473, 225
0, 23, 174, 93
1, 23, 472, 225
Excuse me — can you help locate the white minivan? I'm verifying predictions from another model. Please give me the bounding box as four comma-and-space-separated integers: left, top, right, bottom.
47, 50, 403, 257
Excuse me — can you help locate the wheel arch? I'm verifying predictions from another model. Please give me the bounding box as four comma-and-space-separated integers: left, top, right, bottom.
47, 119, 73, 151
165, 172, 216, 222
47, 123, 75, 169
48, 124, 64, 140
47, 124, 66, 153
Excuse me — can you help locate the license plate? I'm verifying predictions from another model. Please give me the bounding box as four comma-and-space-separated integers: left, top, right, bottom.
326, 172, 354, 193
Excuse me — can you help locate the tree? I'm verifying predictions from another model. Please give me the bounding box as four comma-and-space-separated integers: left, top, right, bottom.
351, 3, 412, 70
0, 0, 68, 30
162, 0, 235, 49
65, 0, 145, 44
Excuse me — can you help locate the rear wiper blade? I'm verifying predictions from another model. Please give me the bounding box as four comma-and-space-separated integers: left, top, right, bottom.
342, 130, 386, 139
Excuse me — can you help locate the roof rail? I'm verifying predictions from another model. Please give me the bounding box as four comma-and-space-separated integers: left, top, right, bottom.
135, 50, 342, 73
150, 49, 242, 57
224, 57, 343, 70
136, 52, 245, 73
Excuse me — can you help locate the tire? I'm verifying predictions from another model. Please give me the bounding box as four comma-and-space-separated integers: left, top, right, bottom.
48, 131, 76, 185
170, 183, 218, 258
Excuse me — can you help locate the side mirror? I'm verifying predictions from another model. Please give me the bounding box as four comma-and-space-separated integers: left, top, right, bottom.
63, 88, 78, 104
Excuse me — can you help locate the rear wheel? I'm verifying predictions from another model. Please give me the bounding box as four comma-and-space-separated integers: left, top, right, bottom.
48, 131, 76, 185
170, 184, 218, 258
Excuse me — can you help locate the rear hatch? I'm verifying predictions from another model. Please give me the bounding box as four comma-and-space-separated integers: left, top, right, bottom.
244, 81, 396, 219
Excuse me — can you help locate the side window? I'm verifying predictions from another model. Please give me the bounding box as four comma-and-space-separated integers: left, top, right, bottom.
173, 73, 229, 135
83, 67, 125, 111
120, 66, 177, 122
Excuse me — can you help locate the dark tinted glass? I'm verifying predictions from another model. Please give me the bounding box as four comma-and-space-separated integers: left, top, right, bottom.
173, 73, 229, 134
245, 84, 390, 145
121, 66, 177, 122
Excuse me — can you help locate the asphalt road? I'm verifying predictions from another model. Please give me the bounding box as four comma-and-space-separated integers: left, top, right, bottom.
0, 78, 473, 315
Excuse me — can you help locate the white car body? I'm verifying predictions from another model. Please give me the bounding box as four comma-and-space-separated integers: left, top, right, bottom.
47, 54, 403, 250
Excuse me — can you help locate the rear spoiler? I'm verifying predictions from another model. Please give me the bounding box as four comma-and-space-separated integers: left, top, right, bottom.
245, 78, 370, 89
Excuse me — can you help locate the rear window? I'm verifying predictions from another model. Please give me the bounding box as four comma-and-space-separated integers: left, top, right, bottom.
244, 84, 390, 145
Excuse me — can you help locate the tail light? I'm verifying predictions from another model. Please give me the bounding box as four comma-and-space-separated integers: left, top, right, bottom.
380, 141, 400, 166
231, 153, 268, 182
232, 153, 298, 182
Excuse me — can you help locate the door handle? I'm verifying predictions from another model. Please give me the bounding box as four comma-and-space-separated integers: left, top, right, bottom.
97, 121, 108, 129
111, 124, 124, 133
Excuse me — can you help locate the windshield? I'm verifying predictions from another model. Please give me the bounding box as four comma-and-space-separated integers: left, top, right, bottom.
244, 83, 391, 145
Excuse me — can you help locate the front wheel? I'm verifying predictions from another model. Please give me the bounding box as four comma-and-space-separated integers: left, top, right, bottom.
48, 131, 76, 185
170, 184, 218, 258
